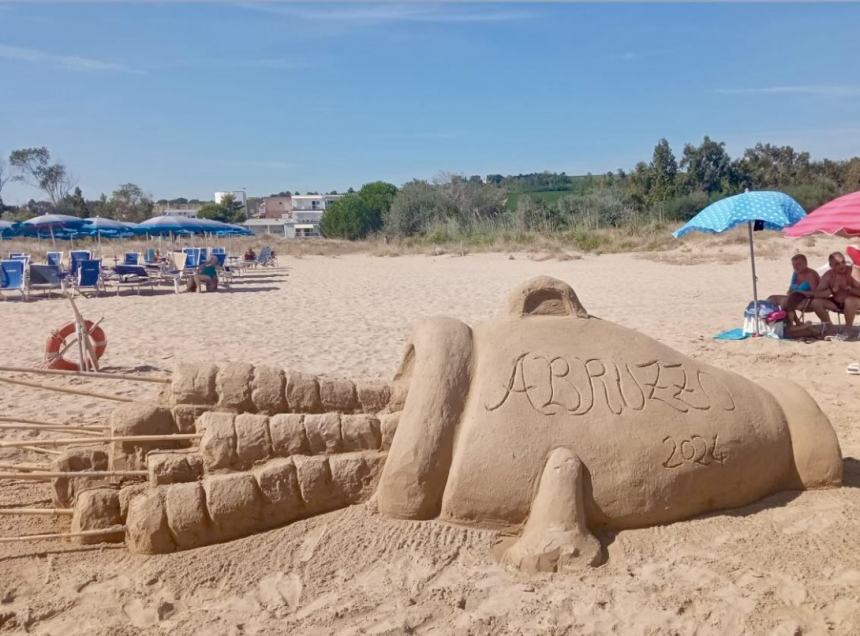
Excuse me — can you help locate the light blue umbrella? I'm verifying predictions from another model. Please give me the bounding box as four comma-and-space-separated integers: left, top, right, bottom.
0, 220, 20, 238
81, 216, 132, 235
138, 215, 202, 235
673, 190, 806, 334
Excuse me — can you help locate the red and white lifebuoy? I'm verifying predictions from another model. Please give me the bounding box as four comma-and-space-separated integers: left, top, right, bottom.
44, 320, 107, 371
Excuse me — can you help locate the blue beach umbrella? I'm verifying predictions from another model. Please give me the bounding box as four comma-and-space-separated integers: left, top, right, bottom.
82, 216, 134, 235
0, 220, 20, 238
21, 213, 88, 246
138, 215, 202, 235
673, 190, 806, 333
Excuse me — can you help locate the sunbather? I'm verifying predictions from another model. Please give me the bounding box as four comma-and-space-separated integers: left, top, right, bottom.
811, 251, 860, 341
767, 254, 819, 326
189, 255, 219, 293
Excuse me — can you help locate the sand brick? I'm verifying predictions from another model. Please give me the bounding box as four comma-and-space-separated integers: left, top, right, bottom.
303, 413, 342, 455
285, 371, 321, 413
171, 362, 218, 405
268, 414, 309, 456
198, 412, 237, 470
235, 413, 273, 466
216, 362, 255, 412
126, 489, 176, 554
147, 451, 204, 485
165, 482, 211, 549
355, 379, 391, 413
71, 487, 124, 544
251, 365, 287, 414
204, 473, 262, 540
341, 414, 381, 451
319, 377, 358, 412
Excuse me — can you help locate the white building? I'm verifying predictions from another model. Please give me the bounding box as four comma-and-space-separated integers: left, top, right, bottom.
291, 194, 341, 212
215, 190, 247, 207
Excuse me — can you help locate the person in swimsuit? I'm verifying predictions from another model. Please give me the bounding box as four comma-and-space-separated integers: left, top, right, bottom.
192, 255, 219, 293
767, 254, 820, 326
811, 251, 860, 341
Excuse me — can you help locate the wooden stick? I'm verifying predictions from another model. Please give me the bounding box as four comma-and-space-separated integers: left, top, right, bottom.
0, 424, 106, 435
0, 471, 147, 480
0, 507, 73, 515
0, 434, 201, 448
0, 416, 106, 431
0, 376, 134, 402
0, 366, 170, 385
0, 463, 51, 472
0, 525, 126, 543
21, 446, 62, 456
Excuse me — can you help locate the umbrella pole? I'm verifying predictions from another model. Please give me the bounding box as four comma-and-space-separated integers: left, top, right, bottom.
748, 221, 761, 336
49, 225, 56, 249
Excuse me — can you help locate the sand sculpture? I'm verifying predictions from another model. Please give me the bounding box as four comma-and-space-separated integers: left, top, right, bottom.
13, 277, 843, 574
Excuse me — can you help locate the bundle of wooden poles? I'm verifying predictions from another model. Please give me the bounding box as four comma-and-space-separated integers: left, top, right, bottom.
0, 365, 186, 545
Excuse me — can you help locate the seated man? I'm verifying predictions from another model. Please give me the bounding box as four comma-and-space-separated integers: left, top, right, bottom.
244, 248, 256, 262
188, 255, 219, 293
767, 254, 819, 326
811, 251, 860, 341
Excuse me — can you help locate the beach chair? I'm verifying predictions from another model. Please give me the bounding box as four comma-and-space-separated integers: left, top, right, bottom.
112, 264, 155, 295
123, 252, 141, 266
46, 251, 63, 268
211, 246, 226, 256
74, 259, 103, 296
70, 250, 92, 276
143, 247, 158, 264
199, 248, 209, 263
0, 259, 27, 300
182, 247, 200, 269
28, 263, 65, 297
8, 252, 28, 260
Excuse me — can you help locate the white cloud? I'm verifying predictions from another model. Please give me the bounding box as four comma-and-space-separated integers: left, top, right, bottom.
240, 3, 533, 25
713, 85, 860, 97
0, 43, 146, 75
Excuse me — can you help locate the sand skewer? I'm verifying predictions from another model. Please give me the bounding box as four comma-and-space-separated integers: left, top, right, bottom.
0, 462, 51, 472
0, 376, 134, 402
0, 471, 147, 480
21, 446, 62, 456
0, 526, 126, 543
0, 416, 107, 431
0, 434, 201, 449
0, 507, 73, 515
0, 366, 170, 385
0, 424, 107, 436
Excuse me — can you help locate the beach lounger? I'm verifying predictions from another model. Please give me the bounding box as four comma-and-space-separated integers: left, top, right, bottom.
0, 259, 27, 300
182, 247, 200, 269
74, 259, 103, 296
143, 247, 158, 264
28, 263, 65, 297
46, 251, 63, 268
123, 252, 141, 266
112, 264, 155, 295
69, 250, 92, 276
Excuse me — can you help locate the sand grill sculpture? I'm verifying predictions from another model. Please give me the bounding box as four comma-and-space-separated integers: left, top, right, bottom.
0, 277, 843, 574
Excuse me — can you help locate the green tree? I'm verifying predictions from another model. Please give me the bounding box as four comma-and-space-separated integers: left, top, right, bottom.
9, 146, 74, 206
110, 183, 153, 222
387, 180, 454, 237
680, 136, 733, 195
320, 194, 380, 239
357, 181, 398, 222
648, 138, 678, 203
62, 186, 90, 217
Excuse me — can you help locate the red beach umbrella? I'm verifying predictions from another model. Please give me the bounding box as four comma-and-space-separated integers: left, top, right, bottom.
784, 191, 860, 237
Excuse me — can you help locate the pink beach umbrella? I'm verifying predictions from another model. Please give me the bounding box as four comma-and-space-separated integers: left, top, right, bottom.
784, 191, 860, 237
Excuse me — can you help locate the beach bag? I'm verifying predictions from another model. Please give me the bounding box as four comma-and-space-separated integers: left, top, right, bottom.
743, 301, 784, 338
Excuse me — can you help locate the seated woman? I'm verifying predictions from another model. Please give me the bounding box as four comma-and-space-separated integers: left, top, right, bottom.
244, 247, 256, 262
188, 255, 219, 293
767, 254, 820, 326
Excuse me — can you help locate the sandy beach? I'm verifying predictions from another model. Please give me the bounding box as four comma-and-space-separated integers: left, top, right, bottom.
1, 236, 860, 634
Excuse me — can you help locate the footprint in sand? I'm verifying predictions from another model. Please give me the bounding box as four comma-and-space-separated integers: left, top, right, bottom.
257, 573, 303, 612
298, 524, 328, 564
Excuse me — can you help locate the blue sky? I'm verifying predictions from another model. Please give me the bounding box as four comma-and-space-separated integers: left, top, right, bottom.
0, 2, 858, 203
